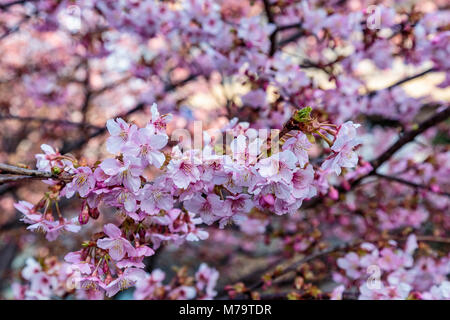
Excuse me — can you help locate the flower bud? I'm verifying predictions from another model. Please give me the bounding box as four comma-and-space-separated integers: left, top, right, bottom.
45, 210, 54, 221
102, 260, 109, 274
138, 228, 146, 240
78, 207, 90, 225
329, 186, 339, 200
88, 207, 100, 219
51, 166, 62, 175
259, 194, 275, 207
80, 248, 88, 260
36, 198, 47, 210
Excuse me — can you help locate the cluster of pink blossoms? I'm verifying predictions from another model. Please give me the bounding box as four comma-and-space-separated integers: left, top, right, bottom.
134, 263, 219, 300
13, 103, 362, 298
20, 0, 449, 131
332, 235, 450, 300
13, 255, 218, 300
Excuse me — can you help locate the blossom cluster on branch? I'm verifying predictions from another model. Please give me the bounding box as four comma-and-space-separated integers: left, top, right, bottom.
0, 0, 448, 300
12, 103, 363, 299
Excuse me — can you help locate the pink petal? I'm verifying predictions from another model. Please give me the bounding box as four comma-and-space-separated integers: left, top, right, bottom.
103, 223, 122, 238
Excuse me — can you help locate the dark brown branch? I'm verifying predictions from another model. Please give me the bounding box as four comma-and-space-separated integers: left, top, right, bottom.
61, 73, 199, 154
0, 163, 72, 185
275, 22, 303, 32
0, 174, 50, 183
235, 235, 450, 299
277, 30, 306, 49
374, 173, 450, 197
367, 67, 437, 97
91, 76, 132, 97
0, 115, 102, 130
262, 0, 276, 56
346, 106, 450, 190
303, 106, 450, 208
0, 17, 26, 40
246, 243, 350, 293
0, 0, 38, 10
369, 106, 450, 173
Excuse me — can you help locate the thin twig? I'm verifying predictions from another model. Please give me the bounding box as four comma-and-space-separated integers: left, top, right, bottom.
262, 0, 276, 56
0, 163, 72, 184
0, 0, 38, 10
0, 115, 101, 130
60, 73, 199, 154
367, 67, 437, 97
375, 173, 450, 197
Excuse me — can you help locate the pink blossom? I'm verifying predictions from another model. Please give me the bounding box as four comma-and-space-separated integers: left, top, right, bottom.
230, 134, 262, 166
257, 150, 297, 183
64, 251, 92, 275
238, 218, 268, 235
21, 258, 42, 281
106, 118, 138, 154
377, 248, 410, 271
149, 103, 172, 134
168, 286, 196, 300
358, 282, 412, 300
291, 164, 317, 199
105, 267, 146, 297
134, 269, 166, 300
422, 281, 450, 300
330, 285, 345, 300
100, 156, 143, 192
241, 89, 267, 109
186, 229, 209, 242
116, 246, 155, 269
138, 183, 173, 215
337, 252, 361, 279
167, 148, 202, 189
14, 201, 41, 225
97, 223, 136, 261
79, 275, 106, 292
124, 126, 168, 168
35, 144, 73, 173
282, 132, 312, 167
45, 217, 81, 241
184, 194, 226, 225
321, 121, 361, 175
64, 166, 96, 198
105, 187, 138, 214
195, 263, 219, 299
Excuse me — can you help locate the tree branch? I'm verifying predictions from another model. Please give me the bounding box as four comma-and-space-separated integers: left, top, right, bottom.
375, 173, 450, 197
233, 235, 450, 299
277, 30, 306, 49
303, 106, 450, 209
0, 115, 102, 130
368, 106, 450, 173
367, 67, 437, 97
0, 0, 38, 10
61, 73, 199, 154
262, 0, 276, 56
0, 163, 72, 185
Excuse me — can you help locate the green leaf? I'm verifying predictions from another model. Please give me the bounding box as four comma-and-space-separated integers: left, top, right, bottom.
293, 106, 312, 123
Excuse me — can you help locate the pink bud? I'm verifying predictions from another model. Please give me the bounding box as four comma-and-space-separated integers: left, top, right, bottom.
329, 186, 339, 200
88, 207, 100, 220
138, 228, 145, 239
342, 180, 351, 191
78, 208, 90, 225
259, 194, 275, 207
81, 249, 88, 261
430, 184, 440, 193
102, 261, 109, 274
45, 211, 54, 221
